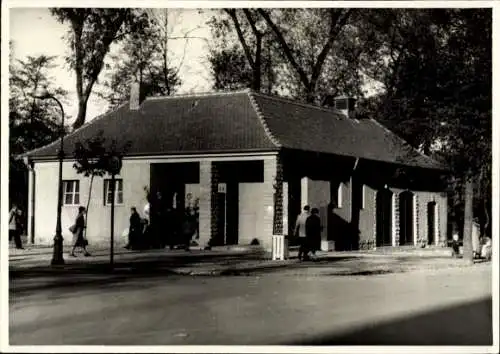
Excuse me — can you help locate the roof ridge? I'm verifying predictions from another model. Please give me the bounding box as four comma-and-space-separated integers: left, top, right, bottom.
250, 91, 347, 118
247, 91, 282, 148
144, 88, 252, 101
22, 101, 128, 159
369, 118, 442, 164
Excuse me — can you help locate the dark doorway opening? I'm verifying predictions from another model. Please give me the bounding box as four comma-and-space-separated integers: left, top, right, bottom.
213, 191, 226, 246
427, 201, 436, 245
149, 162, 200, 248
150, 162, 200, 211
399, 191, 414, 245
376, 188, 393, 247
225, 182, 239, 245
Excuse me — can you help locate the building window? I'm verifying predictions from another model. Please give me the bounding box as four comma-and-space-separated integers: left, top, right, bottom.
337, 183, 343, 208
104, 179, 123, 205
63, 180, 80, 206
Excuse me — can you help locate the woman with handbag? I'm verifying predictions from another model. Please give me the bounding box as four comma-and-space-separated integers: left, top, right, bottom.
70, 206, 91, 257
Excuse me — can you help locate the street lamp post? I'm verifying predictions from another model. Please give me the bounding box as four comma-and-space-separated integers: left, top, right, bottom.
35, 92, 65, 265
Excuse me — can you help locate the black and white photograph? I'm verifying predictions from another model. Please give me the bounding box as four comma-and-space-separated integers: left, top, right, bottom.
1, 0, 497, 352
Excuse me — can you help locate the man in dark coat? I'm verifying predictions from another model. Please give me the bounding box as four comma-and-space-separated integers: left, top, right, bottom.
305, 208, 322, 260
126, 207, 142, 250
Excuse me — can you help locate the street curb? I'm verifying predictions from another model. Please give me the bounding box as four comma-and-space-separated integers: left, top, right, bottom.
158, 259, 492, 277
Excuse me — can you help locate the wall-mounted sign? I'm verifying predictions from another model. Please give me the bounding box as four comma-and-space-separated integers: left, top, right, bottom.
218, 183, 226, 193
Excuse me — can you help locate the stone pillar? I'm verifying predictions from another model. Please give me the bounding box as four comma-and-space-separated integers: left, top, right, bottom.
262, 156, 281, 252
391, 193, 399, 247
273, 155, 284, 235
413, 194, 418, 245
392, 191, 400, 246
210, 162, 220, 246
198, 160, 213, 249
415, 193, 423, 245
372, 191, 377, 249
300, 177, 309, 208
435, 201, 440, 246
282, 182, 289, 236
438, 193, 448, 247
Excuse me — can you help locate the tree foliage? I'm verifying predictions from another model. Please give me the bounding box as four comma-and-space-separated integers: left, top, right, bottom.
207, 8, 491, 261
355, 9, 491, 260
98, 9, 184, 110
10, 54, 68, 154
207, 9, 361, 102
207, 9, 283, 94
51, 8, 149, 128
73, 130, 132, 240
9, 51, 70, 211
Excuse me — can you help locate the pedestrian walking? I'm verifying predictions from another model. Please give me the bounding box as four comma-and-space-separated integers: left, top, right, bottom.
126, 207, 142, 250
69, 206, 91, 257
306, 208, 322, 260
9, 204, 24, 249
294, 205, 310, 261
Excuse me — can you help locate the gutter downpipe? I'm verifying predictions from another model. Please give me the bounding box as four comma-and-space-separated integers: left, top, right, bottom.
22, 156, 35, 244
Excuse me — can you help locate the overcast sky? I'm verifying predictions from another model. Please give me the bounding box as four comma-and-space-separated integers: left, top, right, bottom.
9, 7, 214, 124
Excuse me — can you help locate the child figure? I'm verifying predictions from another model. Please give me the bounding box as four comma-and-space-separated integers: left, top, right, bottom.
451, 233, 460, 258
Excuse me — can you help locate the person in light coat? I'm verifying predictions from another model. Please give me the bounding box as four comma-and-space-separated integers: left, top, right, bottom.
295, 205, 310, 261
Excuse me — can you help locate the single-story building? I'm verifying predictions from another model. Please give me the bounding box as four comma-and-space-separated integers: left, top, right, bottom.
22, 86, 449, 252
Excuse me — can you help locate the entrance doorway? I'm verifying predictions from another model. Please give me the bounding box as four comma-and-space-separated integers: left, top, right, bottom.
427, 201, 436, 245
399, 191, 414, 245
213, 182, 239, 246
213, 191, 227, 246
376, 188, 393, 247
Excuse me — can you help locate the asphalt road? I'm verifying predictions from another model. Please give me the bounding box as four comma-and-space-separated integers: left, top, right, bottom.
9, 264, 492, 346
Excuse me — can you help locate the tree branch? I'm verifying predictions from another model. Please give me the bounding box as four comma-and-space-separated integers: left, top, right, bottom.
173, 37, 190, 78
310, 9, 353, 89
225, 9, 255, 69
258, 9, 310, 89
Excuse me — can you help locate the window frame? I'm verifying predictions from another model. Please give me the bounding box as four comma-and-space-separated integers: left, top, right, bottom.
104, 179, 124, 206
62, 180, 80, 206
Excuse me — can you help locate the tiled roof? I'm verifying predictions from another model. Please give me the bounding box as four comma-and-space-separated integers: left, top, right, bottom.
250, 92, 443, 170
25, 90, 444, 170
25, 91, 278, 158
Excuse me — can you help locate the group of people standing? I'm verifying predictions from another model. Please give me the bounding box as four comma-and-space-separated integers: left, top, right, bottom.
294, 205, 322, 261
125, 192, 199, 251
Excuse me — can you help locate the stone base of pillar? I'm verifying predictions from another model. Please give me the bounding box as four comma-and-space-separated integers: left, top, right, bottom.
321, 240, 335, 251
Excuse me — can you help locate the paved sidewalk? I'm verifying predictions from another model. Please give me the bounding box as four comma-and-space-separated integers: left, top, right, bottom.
9, 242, 489, 280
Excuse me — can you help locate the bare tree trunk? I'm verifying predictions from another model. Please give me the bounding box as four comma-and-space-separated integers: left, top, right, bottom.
83, 174, 94, 241
253, 34, 262, 91
73, 95, 89, 130
267, 41, 273, 94
462, 177, 474, 264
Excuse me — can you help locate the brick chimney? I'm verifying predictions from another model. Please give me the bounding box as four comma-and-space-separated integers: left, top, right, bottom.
333, 96, 356, 118
129, 80, 144, 110
323, 95, 356, 118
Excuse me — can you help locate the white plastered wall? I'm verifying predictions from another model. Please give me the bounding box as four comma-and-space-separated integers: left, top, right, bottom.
32, 159, 150, 246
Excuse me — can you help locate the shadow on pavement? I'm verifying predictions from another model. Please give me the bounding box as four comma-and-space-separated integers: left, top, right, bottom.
288, 297, 493, 345
219, 256, 360, 276
10, 254, 360, 295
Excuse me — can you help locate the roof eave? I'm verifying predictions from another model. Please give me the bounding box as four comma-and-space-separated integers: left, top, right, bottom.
25, 147, 282, 162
